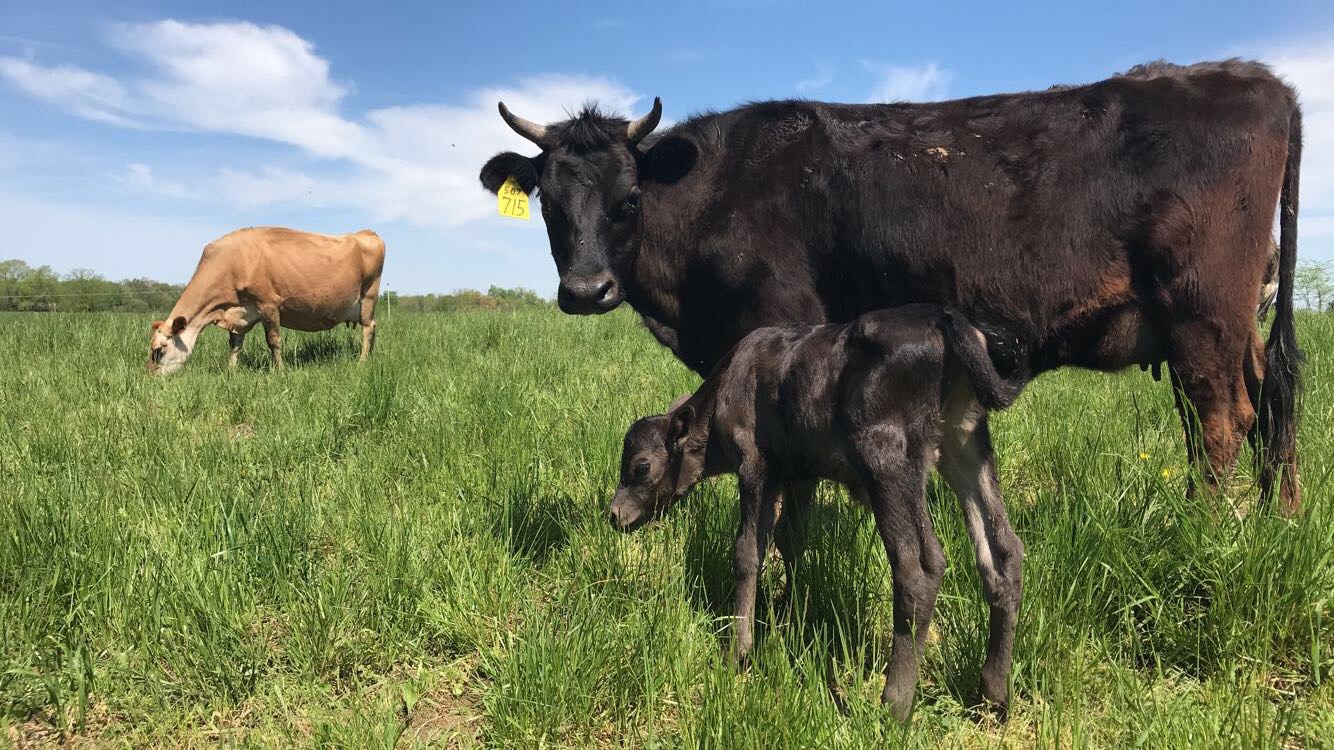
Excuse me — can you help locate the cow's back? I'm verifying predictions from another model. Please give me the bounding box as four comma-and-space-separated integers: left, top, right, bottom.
195, 227, 382, 330
694, 61, 1294, 373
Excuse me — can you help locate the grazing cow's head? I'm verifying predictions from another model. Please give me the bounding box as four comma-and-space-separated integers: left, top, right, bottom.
608, 403, 701, 532
479, 98, 662, 314
146, 316, 190, 376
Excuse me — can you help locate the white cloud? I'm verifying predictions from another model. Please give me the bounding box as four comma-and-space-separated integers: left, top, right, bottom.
1265, 41, 1334, 219
118, 162, 189, 198
215, 166, 322, 208
0, 20, 647, 228
795, 63, 834, 92
862, 61, 952, 103
108, 20, 364, 157
0, 57, 134, 125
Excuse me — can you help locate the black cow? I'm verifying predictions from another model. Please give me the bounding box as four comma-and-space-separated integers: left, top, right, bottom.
480, 59, 1303, 514
608, 305, 1028, 718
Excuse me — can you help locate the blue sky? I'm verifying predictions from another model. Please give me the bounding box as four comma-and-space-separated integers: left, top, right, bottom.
2, 0, 1333, 295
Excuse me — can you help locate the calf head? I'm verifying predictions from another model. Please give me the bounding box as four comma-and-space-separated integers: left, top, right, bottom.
146, 316, 190, 376
479, 98, 662, 315
608, 405, 698, 532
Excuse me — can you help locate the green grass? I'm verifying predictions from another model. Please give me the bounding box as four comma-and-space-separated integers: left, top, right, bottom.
1, 309, 1331, 748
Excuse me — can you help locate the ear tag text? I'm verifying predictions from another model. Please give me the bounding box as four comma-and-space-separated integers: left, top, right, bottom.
498, 177, 531, 220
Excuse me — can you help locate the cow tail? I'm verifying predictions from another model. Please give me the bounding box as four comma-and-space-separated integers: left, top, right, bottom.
938, 309, 1026, 411
1258, 104, 1304, 508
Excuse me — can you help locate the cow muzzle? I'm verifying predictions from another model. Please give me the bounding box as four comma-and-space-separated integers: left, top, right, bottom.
558, 272, 622, 315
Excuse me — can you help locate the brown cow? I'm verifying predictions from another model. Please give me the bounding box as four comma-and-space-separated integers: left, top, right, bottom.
146, 227, 385, 376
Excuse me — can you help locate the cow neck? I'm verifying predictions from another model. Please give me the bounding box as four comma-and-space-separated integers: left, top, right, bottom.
165, 285, 226, 351
625, 152, 715, 359
625, 201, 681, 330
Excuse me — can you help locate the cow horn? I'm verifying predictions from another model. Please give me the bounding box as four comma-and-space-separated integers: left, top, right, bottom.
497, 102, 549, 147
626, 97, 663, 144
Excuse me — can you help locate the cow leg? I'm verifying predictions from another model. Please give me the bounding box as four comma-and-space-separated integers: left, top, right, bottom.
228, 330, 245, 369
1148, 186, 1273, 502
855, 437, 941, 721
938, 392, 1023, 715
260, 307, 283, 370
1240, 332, 1297, 511
732, 460, 780, 667
358, 293, 378, 362
359, 320, 377, 362
773, 479, 815, 609
1166, 323, 1256, 500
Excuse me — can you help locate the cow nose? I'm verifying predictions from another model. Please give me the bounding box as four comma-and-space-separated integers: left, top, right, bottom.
558, 273, 621, 314
607, 508, 621, 529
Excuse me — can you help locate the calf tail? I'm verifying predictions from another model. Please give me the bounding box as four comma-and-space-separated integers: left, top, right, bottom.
1257, 105, 1304, 511
938, 308, 1028, 410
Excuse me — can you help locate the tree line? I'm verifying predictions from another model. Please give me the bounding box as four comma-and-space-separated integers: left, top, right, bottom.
6, 255, 1332, 314
0, 259, 552, 313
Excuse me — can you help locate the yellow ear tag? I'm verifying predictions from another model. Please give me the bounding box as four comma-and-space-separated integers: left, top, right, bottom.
497, 177, 531, 220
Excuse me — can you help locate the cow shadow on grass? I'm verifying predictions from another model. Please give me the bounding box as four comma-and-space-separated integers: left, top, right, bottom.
230, 331, 361, 371
489, 467, 575, 564
286, 332, 362, 367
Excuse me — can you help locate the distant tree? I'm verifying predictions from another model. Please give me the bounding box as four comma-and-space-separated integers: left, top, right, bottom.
0, 257, 551, 314
381, 286, 552, 313
1294, 260, 1333, 311
14, 264, 59, 312
61, 269, 120, 313
487, 286, 548, 307
0, 258, 181, 313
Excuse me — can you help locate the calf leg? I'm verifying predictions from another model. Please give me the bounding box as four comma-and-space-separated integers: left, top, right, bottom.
733, 461, 781, 666
856, 439, 942, 721
228, 331, 245, 369
773, 479, 815, 608
939, 400, 1023, 715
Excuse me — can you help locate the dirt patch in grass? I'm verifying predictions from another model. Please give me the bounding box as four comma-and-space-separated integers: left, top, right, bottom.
401, 686, 482, 748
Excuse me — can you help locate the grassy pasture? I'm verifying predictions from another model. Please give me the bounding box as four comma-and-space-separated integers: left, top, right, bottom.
1, 309, 1331, 748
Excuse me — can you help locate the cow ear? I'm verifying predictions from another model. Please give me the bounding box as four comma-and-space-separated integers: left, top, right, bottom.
638, 135, 697, 185
479, 151, 543, 194
170, 316, 187, 335
151, 319, 164, 331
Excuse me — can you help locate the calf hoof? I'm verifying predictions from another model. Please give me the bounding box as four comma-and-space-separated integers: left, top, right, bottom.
981, 670, 1010, 720
978, 697, 1009, 722
881, 681, 915, 722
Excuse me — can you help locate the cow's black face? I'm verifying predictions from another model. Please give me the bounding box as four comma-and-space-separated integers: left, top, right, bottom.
537, 146, 641, 314
479, 98, 662, 315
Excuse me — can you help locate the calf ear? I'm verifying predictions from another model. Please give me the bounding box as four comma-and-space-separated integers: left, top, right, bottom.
170, 316, 187, 335
479, 151, 543, 194
151, 319, 164, 331
668, 404, 694, 449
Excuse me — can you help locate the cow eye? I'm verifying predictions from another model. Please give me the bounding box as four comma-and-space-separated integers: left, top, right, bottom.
616, 193, 640, 218
632, 461, 650, 482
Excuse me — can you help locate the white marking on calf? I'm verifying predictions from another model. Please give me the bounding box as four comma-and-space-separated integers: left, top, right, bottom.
938, 380, 1005, 591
